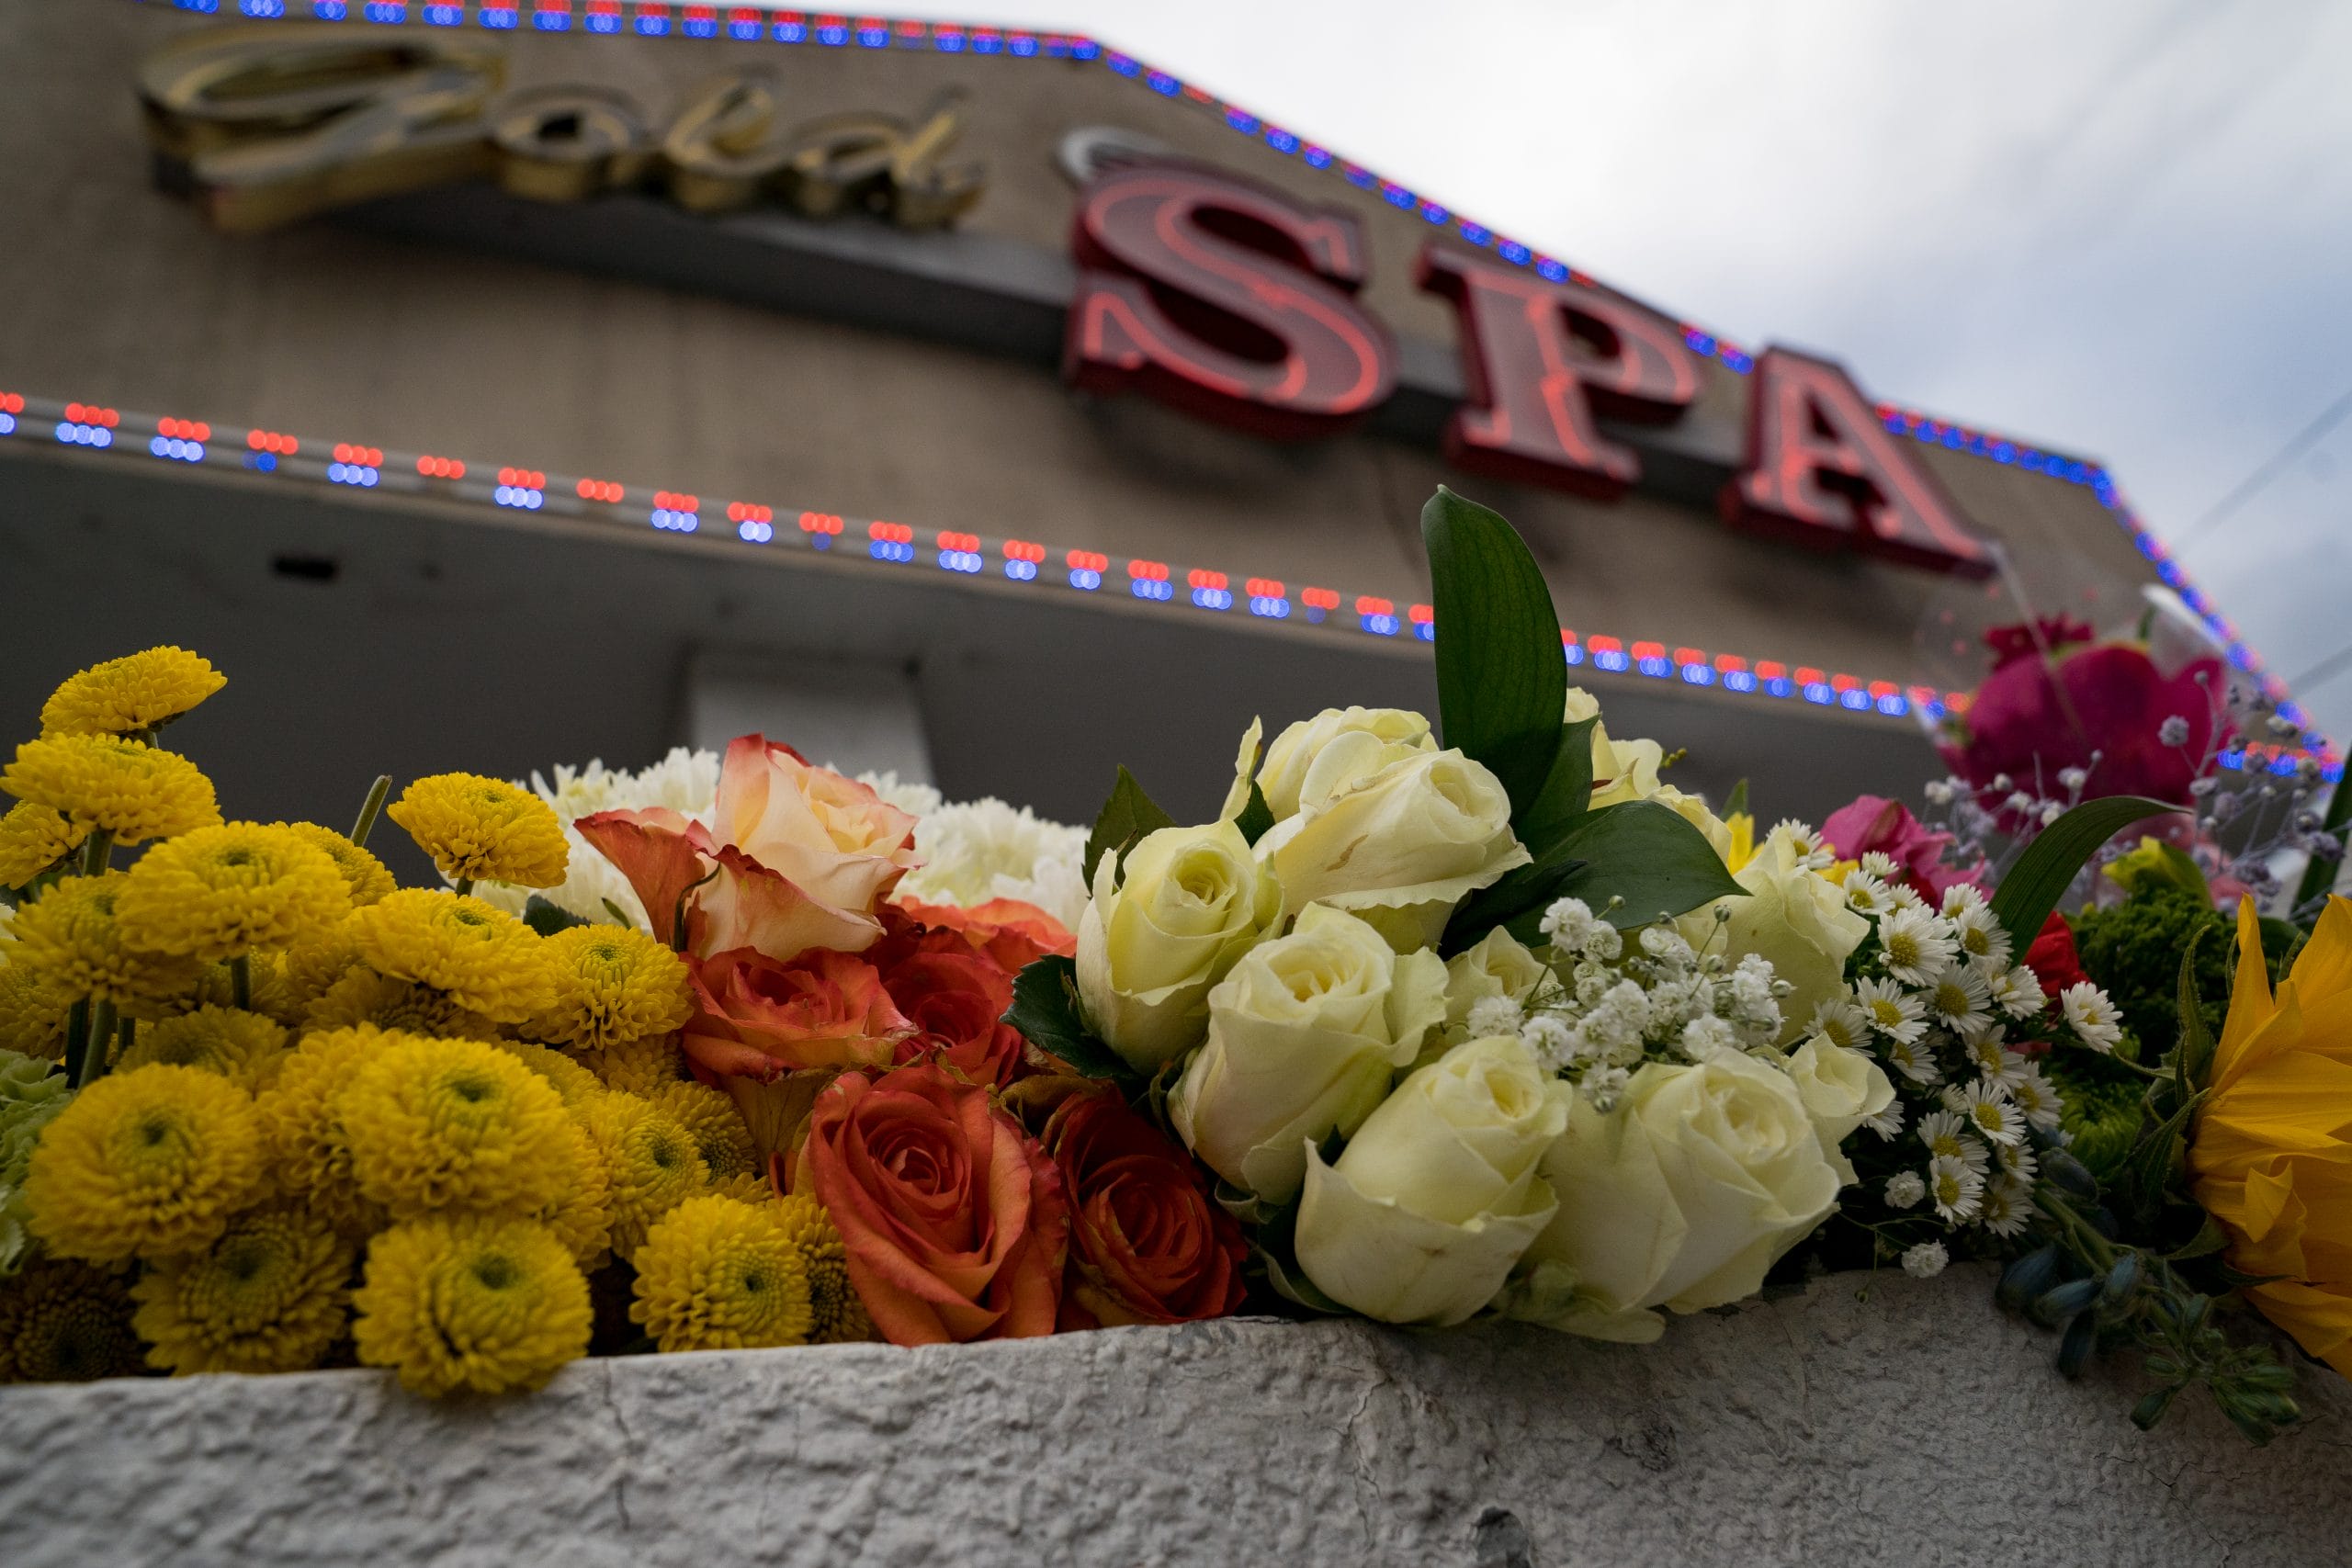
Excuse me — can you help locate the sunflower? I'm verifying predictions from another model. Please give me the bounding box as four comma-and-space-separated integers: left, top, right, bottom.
334, 1034, 579, 1220
38, 646, 225, 739
252, 1024, 398, 1240
115, 1004, 289, 1090
352, 1215, 591, 1395
527, 924, 693, 1051
0, 801, 85, 888
114, 822, 350, 961
387, 773, 569, 890
0, 1258, 143, 1382
344, 890, 557, 1024
771, 1190, 873, 1344
581, 1030, 684, 1096
26, 1063, 267, 1262
579, 1091, 707, 1259
650, 1079, 756, 1184
304, 968, 504, 1042
2, 734, 220, 845
130, 1202, 354, 1374
4, 874, 201, 1019
277, 821, 395, 908
628, 1194, 811, 1353
2188, 897, 2352, 1378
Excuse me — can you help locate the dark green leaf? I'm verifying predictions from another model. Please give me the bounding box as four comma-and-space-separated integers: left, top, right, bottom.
1420, 486, 1567, 820
1082, 766, 1175, 892
2174, 924, 2216, 1095
2293, 765, 2352, 910
1233, 783, 1276, 846
522, 896, 591, 937
1513, 716, 1600, 863
600, 897, 639, 931
1549, 800, 1744, 931
2165, 1215, 2229, 1262
1989, 795, 2180, 953
1001, 955, 1136, 1087
1724, 777, 1749, 821
1442, 857, 1588, 955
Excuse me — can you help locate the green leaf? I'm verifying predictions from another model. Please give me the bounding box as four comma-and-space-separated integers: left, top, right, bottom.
2293, 765, 2352, 910
1082, 766, 1175, 892
1441, 856, 1589, 955
1724, 777, 1749, 821
1233, 783, 1276, 847
1420, 486, 1567, 820
521, 896, 590, 937
2165, 1215, 2230, 1263
1001, 955, 1136, 1088
1989, 795, 2180, 954
1550, 800, 1745, 931
1513, 716, 1600, 863
2174, 924, 2216, 1096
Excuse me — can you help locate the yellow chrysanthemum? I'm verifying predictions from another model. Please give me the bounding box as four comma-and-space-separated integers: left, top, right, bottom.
38, 646, 226, 740
130, 1203, 354, 1375
252, 1024, 399, 1239
353, 1215, 590, 1395
281, 920, 363, 1013
344, 890, 557, 1024
628, 1194, 811, 1353
334, 1034, 578, 1221
580, 1091, 707, 1260
0, 801, 85, 888
277, 821, 395, 908
114, 822, 350, 962
0, 1258, 143, 1382
388, 773, 569, 890
179, 948, 300, 1027
771, 1190, 872, 1344
495, 1041, 605, 1107
116, 1004, 289, 1090
2189, 897, 2352, 1378
529, 1119, 614, 1268
2, 735, 220, 845
26, 1064, 267, 1262
650, 1080, 756, 1184
709, 1169, 774, 1203
528, 925, 693, 1051
305, 968, 503, 1042
4, 874, 201, 1018
582, 1030, 684, 1096
0, 961, 73, 1062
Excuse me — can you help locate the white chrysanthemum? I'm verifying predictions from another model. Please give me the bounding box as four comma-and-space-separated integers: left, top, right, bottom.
1928, 1154, 1984, 1224
1855, 976, 1927, 1044
1540, 897, 1599, 951
1962, 1080, 2024, 1147
1991, 964, 2046, 1020
477, 748, 723, 928
2061, 983, 2124, 1054
1841, 870, 1894, 917
1862, 1098, 1905, 1140
2007, 1066, 2064, 1133
1901, 1240, 1949, 1277
1883, 1033, 1942, 1086
1884, 1170, 1926, 1210
1918, 1110, 1991, 1172
1996, 1139, 2039, 1183
1962, 1033, 2030, 1089
1879, 907, 1958, 987
889, 792, 1088, 931
1925, 963, 1995, 1040
1978, 1177, 2032, 1238
1859, 851, 1904, 881
1946, 902, 2010, 969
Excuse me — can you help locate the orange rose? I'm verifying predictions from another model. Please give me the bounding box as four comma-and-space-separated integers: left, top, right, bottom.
886, 946, 1028, 1089
889, 896, 1076, 973
682, 948, 912, 1078
1035, 1084, 1248, 1329
797, 1061, 1068, 1345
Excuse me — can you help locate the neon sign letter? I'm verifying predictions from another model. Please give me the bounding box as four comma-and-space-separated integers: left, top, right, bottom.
1063, 164, 1395, 440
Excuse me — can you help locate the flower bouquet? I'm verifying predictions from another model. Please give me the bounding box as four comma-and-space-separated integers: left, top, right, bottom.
0, 489, 2339, 1447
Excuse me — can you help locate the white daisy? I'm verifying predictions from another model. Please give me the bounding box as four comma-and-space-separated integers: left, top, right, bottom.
1883, 1033, 1943, 1087
1986, 964, 2046, 1020
1928, 1154, 1985, 1224
1863, 1099, 1906, 1140
2062, 983, 2124, 1054
1962, 1032, 2030, 1089
1886, 883, 1929, 913
1773, 819, 1835, 871
1856, 976, 1928, 1044
2007, 1066, 2065, 1133
1902, 1240, 1950, 1278
1918, 1111, 1991, 1172
1807, 995, 1870, 1053
1978, 1177, 2033, 1238
1946, 902, 2011, 969
1939, 883, 1989, 918
1469, 995, 1527, 1039
1884, 1170, 1927, 1210
1925, 963, 1996, 1040
1860, 851, 1905, 881
1841, 870, 1894, 917
1879, 906, 1960, 986
1962, 1080, 2025, 1147
1996, 1140, 2040, 1183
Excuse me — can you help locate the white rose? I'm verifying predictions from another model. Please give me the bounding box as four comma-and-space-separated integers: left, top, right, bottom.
1785, 1037, 1894, 1184
1442, 927, 1549, 1029
1677, 826, 1866, 1043
1076, 821, 1283, 1074
1565, 687, 1666, 808
1255, 707, 1436, 821
1503, 1053, 1840, 1342
1294, 1035, 1570, 1326
1169, 905, 1448, 1205
1255, 750, 1530, 951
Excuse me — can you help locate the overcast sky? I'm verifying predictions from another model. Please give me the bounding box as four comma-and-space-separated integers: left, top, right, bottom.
801, 2, 2352, 739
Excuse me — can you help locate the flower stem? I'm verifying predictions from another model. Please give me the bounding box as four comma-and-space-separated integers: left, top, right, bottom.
453, 878, 473, 897
77, 998, 118, 1089
2037, 1188, 2119, 1270
77, 829, 114, 878
62, 999, 92, 1083
349, 774, 392, 849
229, 953, 251, 1011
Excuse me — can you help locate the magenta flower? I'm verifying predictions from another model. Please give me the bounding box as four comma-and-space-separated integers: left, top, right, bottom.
1821, 795, 1984, 897
1939, 638, 2230, 807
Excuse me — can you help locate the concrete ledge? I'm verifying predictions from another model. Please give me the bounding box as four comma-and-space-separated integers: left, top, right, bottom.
2, 1267, 2345, 1567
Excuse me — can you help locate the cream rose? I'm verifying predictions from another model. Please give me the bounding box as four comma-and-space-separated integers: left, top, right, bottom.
1168, 904, 1447, 1205
1255, 750, 1529, 951
1077, 821, 1283, 1074
1442, 927, 1549, 1031
1502, 1053, 1840, 1342
1254, 706, 1437, 820
1678, 825, 1866, 1044
1785, 1036, 1894, 1184
1294, 1035, 1570, 1326
1565, 687, 1665, 809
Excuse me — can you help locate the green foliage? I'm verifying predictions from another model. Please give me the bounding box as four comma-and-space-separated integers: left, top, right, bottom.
1232, 783, 1275, 846
1420, 486, 1567, 821
1546, 800, 1745, 932
1987, 795, 2177, 954
521, 895, 590, 937
1001, 955, 1136, 1089
2072, 887, 2233, 1063
1081, 766, 1174, 892
1512, 716, 1599, 864
1440, 858, 1586, 956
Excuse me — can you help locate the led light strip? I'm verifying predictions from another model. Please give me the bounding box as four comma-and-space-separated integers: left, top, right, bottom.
118, 1, 2330, 765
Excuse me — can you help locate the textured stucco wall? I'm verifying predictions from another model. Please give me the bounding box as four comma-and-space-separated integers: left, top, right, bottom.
2, 1266, 2346, 1568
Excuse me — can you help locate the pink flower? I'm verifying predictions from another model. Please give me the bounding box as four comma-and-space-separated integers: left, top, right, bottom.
1822, 795, 1984, 897
1940, 640, 2230, 807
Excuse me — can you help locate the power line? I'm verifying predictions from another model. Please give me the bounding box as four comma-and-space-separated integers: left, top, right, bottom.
2170, 382, 2352, 552
2285, 636, 2352, 697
